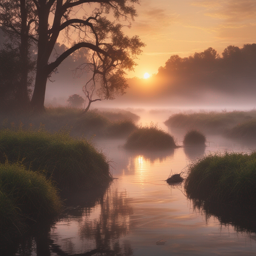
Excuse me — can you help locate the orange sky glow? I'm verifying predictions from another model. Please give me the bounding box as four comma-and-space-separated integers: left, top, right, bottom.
121, 0, 256, 78
48, 0, 256, 108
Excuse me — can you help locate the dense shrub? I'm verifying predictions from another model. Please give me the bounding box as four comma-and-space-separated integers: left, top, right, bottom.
183, 130, 206, 146
125, 126, 177, 150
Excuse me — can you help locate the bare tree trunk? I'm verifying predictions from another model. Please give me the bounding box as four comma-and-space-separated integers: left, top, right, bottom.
30, 2, 49, 112
15, 0, 30, 110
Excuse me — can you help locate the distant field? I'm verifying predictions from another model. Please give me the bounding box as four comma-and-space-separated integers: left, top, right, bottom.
0, 107, 140, 139
164, 110, 256, 135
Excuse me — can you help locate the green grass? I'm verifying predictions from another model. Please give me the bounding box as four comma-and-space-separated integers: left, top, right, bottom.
0, 163, 61, 242
125, 126, 177, 150
164, 110, 256, 134
183, 130, 206, 146
226, 119, 256, 143
0, 107, 139, 139
185, 152, 256, 208
0, 129, 111, 191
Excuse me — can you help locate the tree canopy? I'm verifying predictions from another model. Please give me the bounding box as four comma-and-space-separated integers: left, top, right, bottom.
0, 0, 144, 112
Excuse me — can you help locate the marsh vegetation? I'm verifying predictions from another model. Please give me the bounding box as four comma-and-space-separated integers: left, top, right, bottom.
165, 110, 256, 135
0, 163, 61, 245
185, 152, 256, 208
124, 125, 177, 150
183, 130, 206, 146
0, 129, 111, 191
0, 108, 139, 138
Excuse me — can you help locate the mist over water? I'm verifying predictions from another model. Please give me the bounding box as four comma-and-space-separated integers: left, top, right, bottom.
38, 110, 256, 256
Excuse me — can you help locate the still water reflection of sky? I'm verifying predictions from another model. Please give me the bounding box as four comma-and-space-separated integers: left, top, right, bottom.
50, 111, 256, 256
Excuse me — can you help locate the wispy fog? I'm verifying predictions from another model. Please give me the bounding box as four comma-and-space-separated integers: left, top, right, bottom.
44, 44, 256, 110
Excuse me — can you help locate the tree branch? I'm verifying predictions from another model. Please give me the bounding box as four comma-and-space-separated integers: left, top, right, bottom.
47, 0, 56, 9
48, 18, 92, 34
47, 42, 108, 74
63, 0, 109, 10
31, 0, 39, 9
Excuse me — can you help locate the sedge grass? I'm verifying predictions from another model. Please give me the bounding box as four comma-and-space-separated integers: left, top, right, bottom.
185, 152, 256, 208
0, 163, 61, 242
125, 126, 177, 150
0, 129, 111, 190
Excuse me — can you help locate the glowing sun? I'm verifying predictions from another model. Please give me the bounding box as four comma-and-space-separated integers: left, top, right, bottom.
143, 72, 151, 79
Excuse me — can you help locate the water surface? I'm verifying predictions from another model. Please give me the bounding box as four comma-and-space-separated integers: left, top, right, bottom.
17, 111, 256, 255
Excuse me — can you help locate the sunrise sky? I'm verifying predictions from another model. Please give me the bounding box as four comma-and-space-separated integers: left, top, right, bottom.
124, 0, 256, 78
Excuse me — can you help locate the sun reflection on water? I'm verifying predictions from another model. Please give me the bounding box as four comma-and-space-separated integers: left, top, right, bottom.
134, 155, 151, 185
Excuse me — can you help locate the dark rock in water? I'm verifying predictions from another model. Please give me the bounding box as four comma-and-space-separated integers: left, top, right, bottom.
166, 174, 184, 184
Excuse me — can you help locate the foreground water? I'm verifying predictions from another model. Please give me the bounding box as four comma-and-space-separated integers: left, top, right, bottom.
16, 111, 256, 256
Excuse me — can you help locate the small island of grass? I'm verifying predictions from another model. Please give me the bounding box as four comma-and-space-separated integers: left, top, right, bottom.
124, 126, 177, 150
0, 129, 112, 191
183, 130, 206, 146
185, 152, 256, 209
0, 163, 61, 243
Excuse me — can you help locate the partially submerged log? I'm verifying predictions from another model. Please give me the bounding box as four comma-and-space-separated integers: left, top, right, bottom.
166, 174, 184, 184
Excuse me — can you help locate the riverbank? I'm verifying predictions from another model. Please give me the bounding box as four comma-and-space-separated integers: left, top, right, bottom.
0, 129, 112, 191
185, 152, 256, 209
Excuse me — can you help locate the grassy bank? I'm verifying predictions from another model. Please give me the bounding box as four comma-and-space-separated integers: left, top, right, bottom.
0, 129, 112, 191
0, 163, 61, 242
125, 126, 177, 150
185, 153, 256, 208
0, 107, 139, 138
165, 110, 256, 135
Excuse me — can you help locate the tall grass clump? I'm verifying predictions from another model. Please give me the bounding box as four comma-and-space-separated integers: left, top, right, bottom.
183, 130, 206, 146
125, 126, 177, 150
0, 163, 61, 242
185, 152, 256, 208
0, 129, 111, 190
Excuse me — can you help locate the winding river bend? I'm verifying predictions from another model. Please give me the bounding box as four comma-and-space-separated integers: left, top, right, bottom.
17, 111, 256, 256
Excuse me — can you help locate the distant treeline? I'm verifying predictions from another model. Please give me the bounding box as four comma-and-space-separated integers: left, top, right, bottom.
157, 44, 256, 94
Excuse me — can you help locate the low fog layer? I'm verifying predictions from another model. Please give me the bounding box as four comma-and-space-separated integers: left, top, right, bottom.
43, 44, 256, 109
112, 45, 256, 108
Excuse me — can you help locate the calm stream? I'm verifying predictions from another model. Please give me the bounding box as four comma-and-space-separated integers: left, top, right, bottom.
17, 111, 256, 255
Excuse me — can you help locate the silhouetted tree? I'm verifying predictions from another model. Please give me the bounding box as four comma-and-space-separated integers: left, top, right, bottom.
0, 47, 21, 111
0, 1, 36, 110
157, 44, 256, 96
67, 94, 84, 108
0, 0, 144, 113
